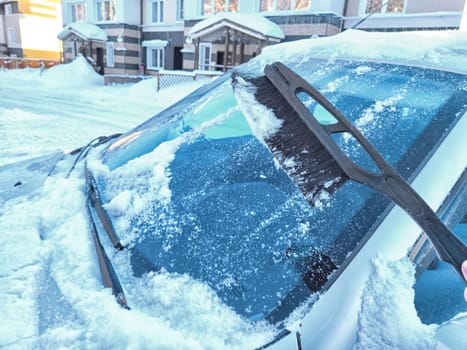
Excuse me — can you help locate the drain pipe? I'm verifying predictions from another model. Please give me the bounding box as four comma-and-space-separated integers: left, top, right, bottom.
139, 0, 144, 73
340, 0, 349, 32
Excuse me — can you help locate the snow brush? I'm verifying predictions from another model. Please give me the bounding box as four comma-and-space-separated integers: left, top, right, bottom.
233, 62, 467, 282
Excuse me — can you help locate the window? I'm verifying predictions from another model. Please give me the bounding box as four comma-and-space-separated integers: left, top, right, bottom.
260, 0, 309, 12
413, 174, 467, 326
177, 0, 184, 20
5, 4, 12, 15
364, 0, 405, 14
6, 27, 15, 44
147, 48, 164, 70
96, 0, 116, 21
202, 0, 238, 16
150, 0, 164, 23
106, 42, 114, 68
295, 0, 309, 10
69, 2, 87, 22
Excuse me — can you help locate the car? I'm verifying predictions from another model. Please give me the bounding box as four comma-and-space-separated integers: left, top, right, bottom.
1, 30, 466, 349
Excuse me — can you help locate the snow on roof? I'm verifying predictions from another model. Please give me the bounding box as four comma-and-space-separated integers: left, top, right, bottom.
189, 12, 284, 41
142, 40, 169, 48
58, 22, 108, 42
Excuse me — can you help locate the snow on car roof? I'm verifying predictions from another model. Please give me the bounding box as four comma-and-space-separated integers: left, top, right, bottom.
254, 29, 467, 74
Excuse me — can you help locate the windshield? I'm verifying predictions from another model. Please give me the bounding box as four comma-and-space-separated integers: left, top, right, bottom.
92, 60, 467, 324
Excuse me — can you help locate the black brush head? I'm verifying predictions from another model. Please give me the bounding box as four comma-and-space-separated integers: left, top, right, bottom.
249, 75, 349, 206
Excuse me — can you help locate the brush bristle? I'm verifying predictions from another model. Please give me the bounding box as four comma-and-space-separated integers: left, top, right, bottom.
249, 75, 349, 206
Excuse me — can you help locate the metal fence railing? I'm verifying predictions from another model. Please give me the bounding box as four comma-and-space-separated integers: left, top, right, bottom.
155, 70, 223, 91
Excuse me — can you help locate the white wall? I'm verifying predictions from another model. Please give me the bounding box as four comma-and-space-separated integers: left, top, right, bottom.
121, 0, 140, 24
310, 0, 346, 14
184, 0, 202, 19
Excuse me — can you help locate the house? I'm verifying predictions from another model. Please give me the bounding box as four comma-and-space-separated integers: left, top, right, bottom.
59, 0, 141, 75
0, 0, 63, 68
56, 0, 465, 76
180, 1, 343, 71
140, 0, 185, 72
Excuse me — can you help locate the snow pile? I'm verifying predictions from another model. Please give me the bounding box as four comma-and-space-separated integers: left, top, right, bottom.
0, 60, 207, 166
0, 66, 42, 83
355, 256, 437, 350
41, 55, 104, 87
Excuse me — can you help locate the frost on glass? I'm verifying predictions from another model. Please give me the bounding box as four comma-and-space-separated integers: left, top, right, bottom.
98, 60, 467, 325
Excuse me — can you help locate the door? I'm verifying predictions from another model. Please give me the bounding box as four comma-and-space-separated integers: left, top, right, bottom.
174, 46, 183, 70
216, 51, 224, 71
96, 47, 104, 75
198, 43, 212, 71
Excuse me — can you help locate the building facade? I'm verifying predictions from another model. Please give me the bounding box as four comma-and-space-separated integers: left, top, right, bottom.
54, 0, 467, 75
60, 0, 141, 75
344, 0, 465, 31
0, 0, 63, 65
141, 0, 185, 72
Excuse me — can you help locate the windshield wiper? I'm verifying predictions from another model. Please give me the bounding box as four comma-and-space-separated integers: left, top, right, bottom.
66, 133, 122, 178
85, 166, 124, 250
84, 163, 128, 308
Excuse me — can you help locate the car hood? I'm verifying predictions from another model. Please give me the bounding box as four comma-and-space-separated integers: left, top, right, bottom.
0, 152, 67, 203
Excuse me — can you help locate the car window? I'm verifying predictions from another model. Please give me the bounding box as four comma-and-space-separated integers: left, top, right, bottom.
413, 171, 467, 324
94, 60, 467, 324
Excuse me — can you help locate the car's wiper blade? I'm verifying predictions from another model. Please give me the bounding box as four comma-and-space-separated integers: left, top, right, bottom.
85, 199, 129, 308
84, 162, 128, 308
66, 133, 122, 178
85, 165, 124, 250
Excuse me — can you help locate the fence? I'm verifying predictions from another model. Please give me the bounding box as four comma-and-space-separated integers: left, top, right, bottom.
155, 70, 223, 91
0, 57, 61, 70
104, 70, 224, 90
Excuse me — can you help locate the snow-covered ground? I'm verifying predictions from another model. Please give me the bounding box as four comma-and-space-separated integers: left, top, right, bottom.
0, 56, 207, 167
0, 30, 466, 349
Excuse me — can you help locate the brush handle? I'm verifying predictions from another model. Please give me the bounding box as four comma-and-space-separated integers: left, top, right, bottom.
377, 173, 467, 282
264, 62, 467, 282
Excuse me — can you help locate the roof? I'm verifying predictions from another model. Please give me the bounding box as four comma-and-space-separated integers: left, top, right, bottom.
188, 12, 284, 42
58, 23, 108, 42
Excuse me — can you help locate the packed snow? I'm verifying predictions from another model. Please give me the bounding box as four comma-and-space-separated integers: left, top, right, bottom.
0, 55, 207, 167
1, 30, 466, 349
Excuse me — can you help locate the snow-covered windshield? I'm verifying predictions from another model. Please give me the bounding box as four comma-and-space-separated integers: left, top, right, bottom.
92, 59, 467, 325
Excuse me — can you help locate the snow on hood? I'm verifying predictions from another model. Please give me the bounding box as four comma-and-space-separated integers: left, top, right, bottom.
249, 29, 467, 74
41, 55, 104, 87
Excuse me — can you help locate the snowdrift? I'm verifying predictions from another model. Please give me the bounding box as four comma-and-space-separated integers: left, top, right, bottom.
41, 55, 104, 88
